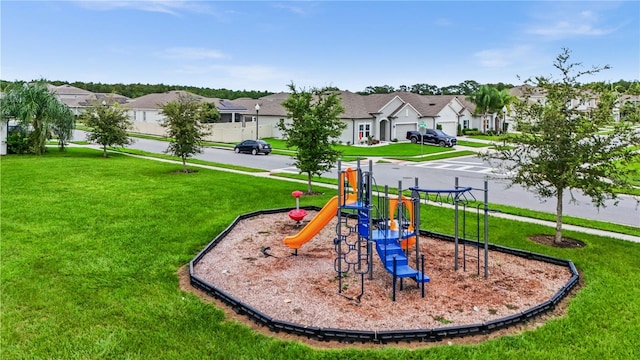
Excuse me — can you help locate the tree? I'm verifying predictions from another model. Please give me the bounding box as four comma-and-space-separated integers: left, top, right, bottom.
277, 83, 346, 193
198, 102, 221, 123
81, 98, 134, 157
160, 94, 210, 172
359, 85, 395, 95
467, 85, 503, 133
410, 83, 441, 95
0, 80, 74, 154
481, 48, 640, 244
495, 89, 517, 133
620, 99, 640, 123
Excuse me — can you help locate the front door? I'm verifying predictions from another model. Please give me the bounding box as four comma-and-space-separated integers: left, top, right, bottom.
379, 119, 388, 141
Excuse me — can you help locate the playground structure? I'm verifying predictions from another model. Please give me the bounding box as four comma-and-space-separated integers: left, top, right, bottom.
283, 159, 493, 301
189, 157, 580, 343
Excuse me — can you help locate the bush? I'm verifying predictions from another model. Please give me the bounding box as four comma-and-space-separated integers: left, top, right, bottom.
7, 131, 31, 154
462, 128, 482, 136
392, 138, 398, 142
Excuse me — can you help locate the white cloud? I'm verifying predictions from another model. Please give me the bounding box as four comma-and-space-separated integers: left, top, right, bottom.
72, 0, 214, 16
474, 46, 535, 68
155, 47, 228, 60
434, 18, 452, 27
526, 5, 619, 39
272, 2, 319, 16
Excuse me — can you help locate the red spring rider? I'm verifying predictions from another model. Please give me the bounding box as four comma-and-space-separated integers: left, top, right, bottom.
288, 190, 307, 225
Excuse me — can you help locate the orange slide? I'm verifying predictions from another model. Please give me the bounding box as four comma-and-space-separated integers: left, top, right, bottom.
283, 194, 357, 249
389, 197, 416, 248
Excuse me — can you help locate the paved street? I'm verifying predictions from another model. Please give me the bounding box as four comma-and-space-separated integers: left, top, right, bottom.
73, 130, 640, 228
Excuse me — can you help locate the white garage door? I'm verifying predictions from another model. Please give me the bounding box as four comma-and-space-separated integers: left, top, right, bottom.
438, 122, 457, 136
395, 123, 416, 141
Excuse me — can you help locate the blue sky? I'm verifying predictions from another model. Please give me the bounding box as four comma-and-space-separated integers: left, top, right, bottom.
2, 1, 639, 93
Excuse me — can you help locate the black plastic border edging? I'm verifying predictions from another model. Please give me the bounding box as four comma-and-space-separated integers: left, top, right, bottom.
189, 207, 580, 344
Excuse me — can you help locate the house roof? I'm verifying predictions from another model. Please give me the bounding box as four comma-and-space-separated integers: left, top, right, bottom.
232, 91, 477, 120
48, 84, 94, 96
233, 97, 288, 117
123, 90, 205, 109
336, 91, 372, 118
359, 92, 469, 118
123, 90, 246, 113
75, 93, 130, 107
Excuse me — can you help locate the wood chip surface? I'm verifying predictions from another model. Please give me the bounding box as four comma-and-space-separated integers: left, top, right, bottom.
193, 212, 572, 332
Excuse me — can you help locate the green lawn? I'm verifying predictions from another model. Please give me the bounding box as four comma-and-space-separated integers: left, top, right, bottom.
628, 156, 640, 188
263, 137, 453, 157
2, 147, 640, 359
465, 134, 503, 142
456, 140, 493, 148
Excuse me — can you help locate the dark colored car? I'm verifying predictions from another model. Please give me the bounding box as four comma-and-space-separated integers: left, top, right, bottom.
406, 129, 457, 147
234, 139, 272, 155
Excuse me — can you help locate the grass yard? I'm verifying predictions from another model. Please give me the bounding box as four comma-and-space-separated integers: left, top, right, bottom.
2, 147, 640, 359
263, 137, 453, 157
456, 140, 493, 148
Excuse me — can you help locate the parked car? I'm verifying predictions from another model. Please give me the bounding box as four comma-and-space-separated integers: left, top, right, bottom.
406, 129, 457, 147
234, 139, 272, 155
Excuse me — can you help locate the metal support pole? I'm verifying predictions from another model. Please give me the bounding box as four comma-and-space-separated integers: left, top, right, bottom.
484, 180, 489, 279
367, 242, 373, 280
338, 241, 342, 293
336, 159, 342, 293
392, 256, 397, 302
454, 177, 459, 271
337, 159, 342, 207
414, 177, 420, 267
421, 254, 425, 298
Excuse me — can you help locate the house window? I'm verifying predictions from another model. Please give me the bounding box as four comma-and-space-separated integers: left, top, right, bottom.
358, 123, 371, 142
463, 120, 469, 129
143, 111, 146, 122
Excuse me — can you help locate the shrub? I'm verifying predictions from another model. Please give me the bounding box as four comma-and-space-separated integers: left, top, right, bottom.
462, 128, 482, 136
7, 131, 30, 154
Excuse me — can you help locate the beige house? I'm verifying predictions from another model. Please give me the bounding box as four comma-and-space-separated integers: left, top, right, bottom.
229, 91, 476, 144
122, 90, 252, 142
48, 84, 130, 115
42, 84, 482, 143
6, 83, 631, 152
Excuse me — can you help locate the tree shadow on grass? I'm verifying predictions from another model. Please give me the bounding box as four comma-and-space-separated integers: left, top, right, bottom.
529, 234, 586, 248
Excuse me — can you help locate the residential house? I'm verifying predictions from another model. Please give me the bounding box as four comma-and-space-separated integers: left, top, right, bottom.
232, 91, 476, 144
48, 84, 130, 115
122, 90, 249, 141
506, 85, 634, 130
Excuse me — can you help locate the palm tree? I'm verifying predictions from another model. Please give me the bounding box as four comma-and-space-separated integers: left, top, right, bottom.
1, 80, 74, 154
496, 89, 517, 133
467, 85, 502, 133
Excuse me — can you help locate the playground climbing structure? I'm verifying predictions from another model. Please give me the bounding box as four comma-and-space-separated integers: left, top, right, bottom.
333, 160, 429, 302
